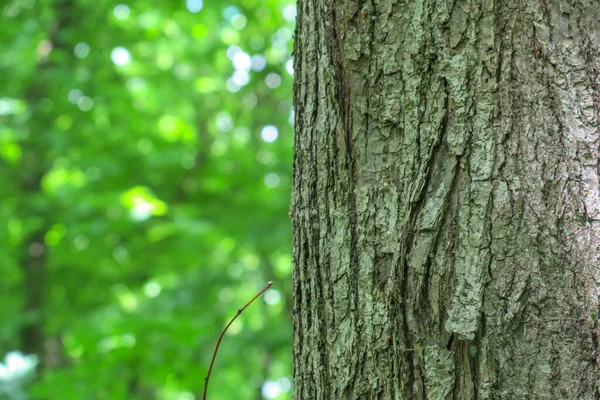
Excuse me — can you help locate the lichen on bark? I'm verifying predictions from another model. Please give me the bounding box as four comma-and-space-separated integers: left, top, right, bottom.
292, 0, 600, 398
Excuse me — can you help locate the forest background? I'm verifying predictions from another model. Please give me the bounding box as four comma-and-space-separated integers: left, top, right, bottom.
1, 0, 295, 399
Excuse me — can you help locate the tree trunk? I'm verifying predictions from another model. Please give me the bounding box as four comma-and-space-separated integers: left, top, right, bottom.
291, 1, 600, 398
19, 0, 76, 367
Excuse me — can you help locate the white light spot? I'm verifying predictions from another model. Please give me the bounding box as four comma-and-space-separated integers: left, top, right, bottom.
0, 98, 15, 116
277, 377, 292, 392
264, 173, 280, 189
0, 352, 37, 380
222, 6, 240, 20
251, 54, 266, 71
265, 73, 281, 89
6, 353, 27, 371
68, 89, 83, 104
272, 39, 286, 52
233, 51, 251, 71
74, 42, 90, 58
226, 79, 241, 93
231, 14, 247, 30
288, 108, 294, 126
113, 4, 130, 20
216, 112, 233, 132
186, 0, 203, 13
231, 70, 249, 86
144, 281, 162, 298
275, 27, 293, 42
263, 289, 281, 304
261, 125, 278, 142
130, 201, 152, 221
285, 59, 294, 75
226, 45, 241, 60
77, 96, 94, 111
111, 47, 131, 66
283, 5, 297, 22
261, 380, 280, 399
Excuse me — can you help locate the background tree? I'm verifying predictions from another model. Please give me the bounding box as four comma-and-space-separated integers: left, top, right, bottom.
1, 1, 295, 399
292, 1, 600, 398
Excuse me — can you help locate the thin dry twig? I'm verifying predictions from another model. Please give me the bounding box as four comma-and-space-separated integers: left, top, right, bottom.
201, 281, 274, 400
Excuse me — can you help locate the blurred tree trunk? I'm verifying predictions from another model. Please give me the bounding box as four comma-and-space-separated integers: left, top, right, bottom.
291, 1, 600, 398
19, 0, 75, 367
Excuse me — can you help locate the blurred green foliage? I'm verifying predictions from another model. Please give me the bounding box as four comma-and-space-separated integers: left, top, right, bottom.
0, 0, 295, 398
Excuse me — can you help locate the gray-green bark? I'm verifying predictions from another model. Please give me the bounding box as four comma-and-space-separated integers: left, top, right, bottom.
291, 1, 600, 398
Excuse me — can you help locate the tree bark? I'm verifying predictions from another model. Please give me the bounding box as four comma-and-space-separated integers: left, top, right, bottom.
291, 1, 600, 398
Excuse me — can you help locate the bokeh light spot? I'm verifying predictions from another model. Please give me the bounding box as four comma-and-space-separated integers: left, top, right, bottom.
77, 96, 94, 111
111, 47, 131, 66
144, 281, 162, 298
261, 380, 280, 399
216, 112, 233, 132
219, 288, 234, 303
226, 79, 241, 93
265, 73, 281, 89
264, 289, 281, 305
223, 6, 240, 20
74, 42, 90, 58
113, 4, 130, 20
264, 173, 280, 188
68, 89, 83, 104
231, 70, 249, 86
233, 52, 251, 70
283, 5, 297, 22
286, 59, 294, 75
186, 0, 203, 13
261, 125, 278, 142
277, 377, 292, 392
231, 14, 247, 30
251, 54, 266, 71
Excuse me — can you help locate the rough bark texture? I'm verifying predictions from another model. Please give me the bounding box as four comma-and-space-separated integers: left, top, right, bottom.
291, 1, 600, 398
